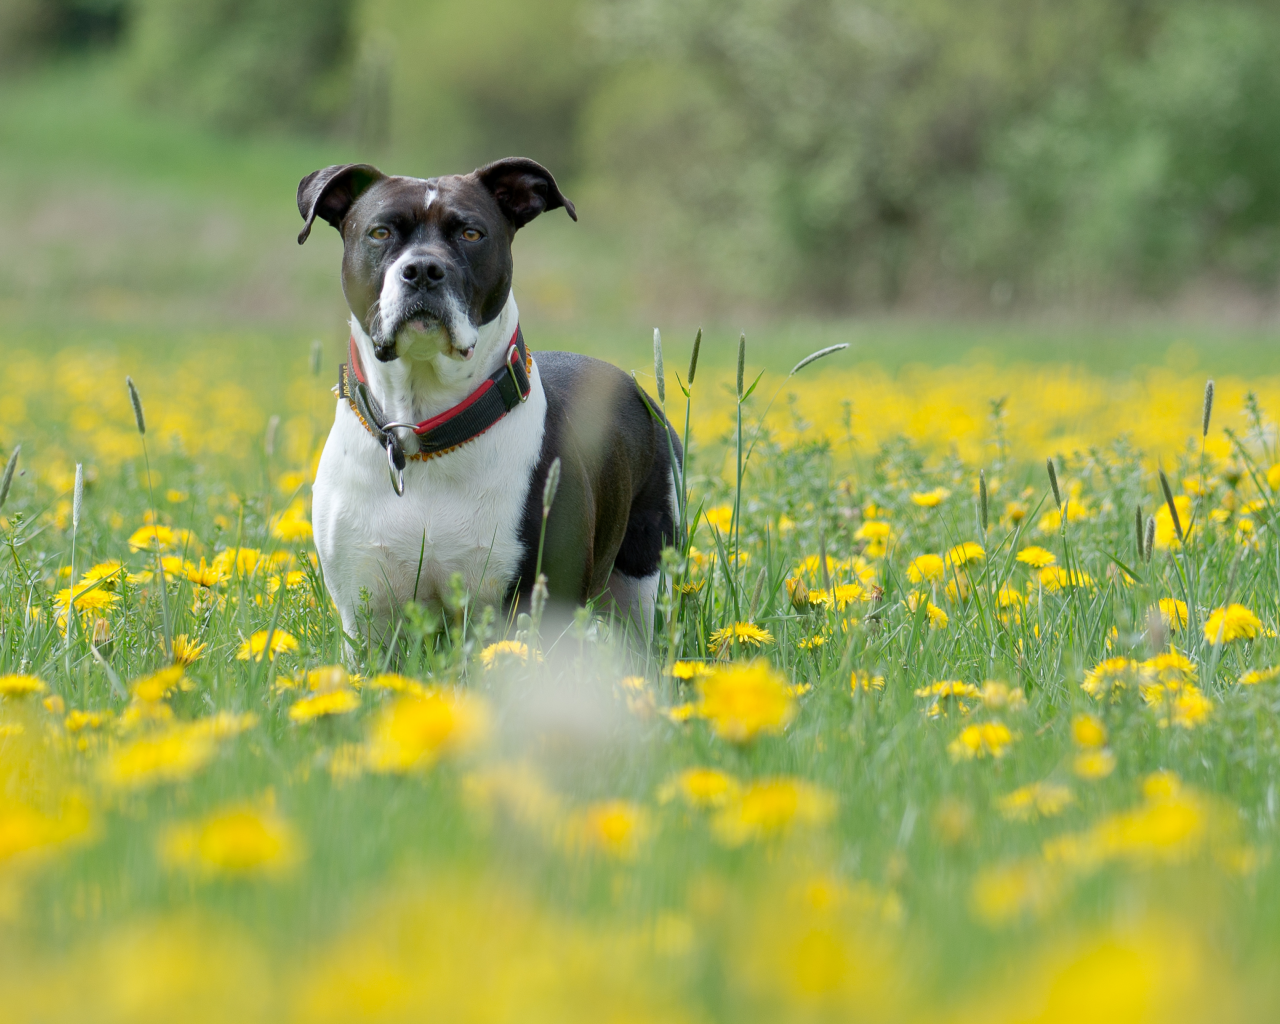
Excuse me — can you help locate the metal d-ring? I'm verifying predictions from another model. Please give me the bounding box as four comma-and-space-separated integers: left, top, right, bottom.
382, 422, 415, 497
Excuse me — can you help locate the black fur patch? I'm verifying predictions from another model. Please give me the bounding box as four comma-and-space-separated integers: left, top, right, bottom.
509, 352, 681, 605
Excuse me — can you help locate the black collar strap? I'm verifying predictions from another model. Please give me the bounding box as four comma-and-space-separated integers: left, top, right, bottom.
336, 326, 532, 495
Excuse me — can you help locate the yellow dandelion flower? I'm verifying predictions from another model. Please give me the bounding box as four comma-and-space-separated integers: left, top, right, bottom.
364, 672, 426, 696
1016, 545, 1056, 568
1038, 566, 1094, 593
161, 805, 300, 877
658, 767, 741, 808
703, 504, 734, 533
907, 554, 945, 583
1072, 714, 1107, 748
270, 499, 313, 542
127, 524, 193, 552
99, 730, 218, 789
971, 859, 1059, 925
236, 629, 298, 661
945, 542, 985, 567
1204, 604, 1262, 644
669, 660, 713, 680
479, 640, 531, 669
0, 673, 46, 697
910, 487, 950, 508
711, 777, 836, 846
562, 800, 650, 860
797, 635, 827, 650
1073, 748, 1117, 780
289, 688, 360, 722
905, 592, 949, 629
708, 621, 774, 654
211, 547, 263, 577
364, 688, 490, 773
998, 781, 1074, 821
1082, 656, 1137, 699
1157, 598, 1189, 632
130, 665, 187, 703
171, 634, 208, 666
851, 669, 886, 694
948, 721, 1015, 760
663, 703, 697, 724
64, 709, 113, 733
1240, 666, 1280, 686
980, 681, 1026, 711
855, 519, 891, 541
695, 661, 796, 743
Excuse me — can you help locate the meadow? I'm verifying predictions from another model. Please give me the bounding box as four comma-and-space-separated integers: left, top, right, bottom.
5, 319, 1280, 1021
8, 60, 1280, 1024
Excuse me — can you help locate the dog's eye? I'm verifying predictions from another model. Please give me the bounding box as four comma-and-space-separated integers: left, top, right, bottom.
369, 226, 391, 241
461, 228, 483, 242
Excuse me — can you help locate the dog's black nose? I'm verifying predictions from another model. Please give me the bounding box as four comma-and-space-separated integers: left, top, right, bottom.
400, 257, 447, 287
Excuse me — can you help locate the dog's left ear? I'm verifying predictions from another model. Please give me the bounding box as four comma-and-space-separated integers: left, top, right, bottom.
475, 157, 578, 230
297, 163, 385, 244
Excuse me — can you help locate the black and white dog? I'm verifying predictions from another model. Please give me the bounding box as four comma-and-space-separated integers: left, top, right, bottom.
297, 158, 680, 642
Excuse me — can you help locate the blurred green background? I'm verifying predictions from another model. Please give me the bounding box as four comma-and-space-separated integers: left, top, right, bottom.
3, 0, 1280, 373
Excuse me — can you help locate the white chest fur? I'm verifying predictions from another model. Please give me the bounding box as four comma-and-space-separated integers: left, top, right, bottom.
312, 356, 547, 635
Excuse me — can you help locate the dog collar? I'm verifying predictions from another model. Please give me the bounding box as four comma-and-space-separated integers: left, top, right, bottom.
336, 325, 532, 496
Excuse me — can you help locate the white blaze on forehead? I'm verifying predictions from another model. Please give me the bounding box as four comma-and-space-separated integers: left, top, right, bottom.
424, 185, 437, 211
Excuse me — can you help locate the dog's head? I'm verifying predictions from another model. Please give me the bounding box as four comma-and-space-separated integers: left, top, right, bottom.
298, 158, 576, 363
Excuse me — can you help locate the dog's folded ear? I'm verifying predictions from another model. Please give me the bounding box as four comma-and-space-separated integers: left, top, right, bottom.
297, 164, 385, 244
475, 158, 577, 230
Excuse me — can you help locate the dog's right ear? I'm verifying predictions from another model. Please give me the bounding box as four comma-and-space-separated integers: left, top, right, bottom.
297, 164, 385, 244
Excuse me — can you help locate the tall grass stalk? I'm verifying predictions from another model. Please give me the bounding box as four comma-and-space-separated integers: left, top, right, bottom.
127, 376, 172, 661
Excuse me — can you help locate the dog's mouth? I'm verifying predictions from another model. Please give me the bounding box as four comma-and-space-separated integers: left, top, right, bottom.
375, 307, 454, 362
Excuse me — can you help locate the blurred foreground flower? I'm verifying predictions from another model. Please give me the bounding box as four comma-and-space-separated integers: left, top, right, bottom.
695, 662, 795, 742
0, 674, 46, 697
365, 688, 489, 773
289, 688, 360, 722
99, 712, 257, 789
270, 499, 312, 542
161, 804, 300, 878
949, 721, 1015, 760
712, 778, 836, 846
999, 782, 1074, 821
658, 767, 741, 808
562, 800, 650, 860
479, 640, 531, 669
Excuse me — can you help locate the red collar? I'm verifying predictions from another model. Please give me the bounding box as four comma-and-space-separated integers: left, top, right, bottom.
337, 325, 532, 493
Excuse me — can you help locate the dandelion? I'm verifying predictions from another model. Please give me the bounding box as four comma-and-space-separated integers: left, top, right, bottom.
915, 680, 979, 718
851, 670, 885, 694
172, 634, 208, 666
911, 487, 950, 507
971, 859, 1059, 925
212, 547, 263, 576
563, 800, 650, 859
905, 593, 949, 629
1240, 666, 1280, 686
1016, 546, 1056, 568
479, 640, 531, 669
711, 778, 836, 846
161, 805, 300, 877
695, 661, 796, 742
1204, 604, 1262, 644
669, 661, 713, 681
364, 688, 490, 772
998, 782, 1074, 821
948, 721, 1015, 760
130, 665, 187, 702
708, 622, 774, 654
907, 554, 945, 583
944, 542, 985, 567
290, 688, 360, 722
1073, 749, 1117, 780
0, 674, 46, 697
1082, 657, 1137, 699
1072, 714, 1107, 748
99, 729, 219, 789
1038, 566, 1094, 593
979, 681, 1026, 711
1157, 598, 1189, 632
658, 767, 741, 808
270, 500, 313, 542
704, 505, 734, 533
236, 630, 299, 661
127, 524, 187, 552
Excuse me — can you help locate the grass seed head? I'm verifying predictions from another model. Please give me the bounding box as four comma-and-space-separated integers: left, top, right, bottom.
1144, 515, 1156, 562
736, 332, 746, 399
1046, 458, 1061, 508
72, 463, 83, 531
788, 343, 849, 377
1202, 378, 1214, 438
652, 328, 665, 405
979, 469, 989, 533
687, 328, 701, 385
125, 376, 146, 435
1135, 505, 1144, 559
543, 457, 562, 516
0, 444, 19, 512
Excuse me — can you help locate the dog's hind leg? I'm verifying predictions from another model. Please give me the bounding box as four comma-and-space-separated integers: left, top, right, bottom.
604, 568, 659, 642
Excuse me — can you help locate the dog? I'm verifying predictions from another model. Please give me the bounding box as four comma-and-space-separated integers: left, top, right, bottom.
297, 157, 681, 645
